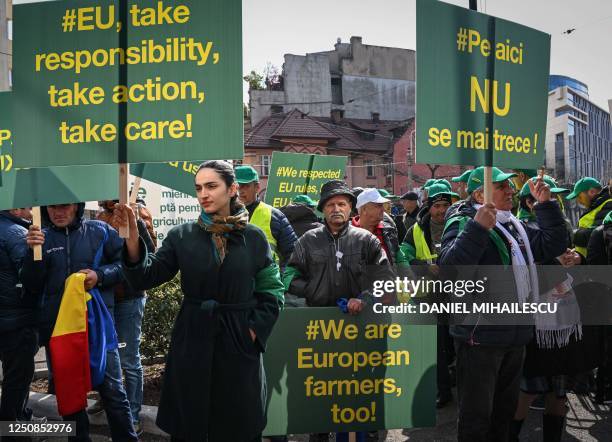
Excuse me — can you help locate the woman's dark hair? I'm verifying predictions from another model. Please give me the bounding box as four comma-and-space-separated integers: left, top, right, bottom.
196, 160, 243, 213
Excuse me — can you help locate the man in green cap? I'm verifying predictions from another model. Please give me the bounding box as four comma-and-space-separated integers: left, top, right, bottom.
452, 169, 473, 199
400, 182, 459, 409
566, 177, 612, 260
420, 179, 437, 203
439, 166, 568, 442
401, 183, 459, 267
517, 176, 569, 225
235, 165, 297, 265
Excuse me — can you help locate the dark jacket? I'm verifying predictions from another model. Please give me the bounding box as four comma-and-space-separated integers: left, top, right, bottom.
122, 218, 284, 441
0, 212, 39, 333
247, 200, 297, 262
279, 203, 322, 238
586, 224, 612, 265
380, 218, 401, 265
439, 199, 568, 346
395, 207, 419, 243
574, 187, 612, 256
20, 204, 124, 344
401, 207, 440, 279
285, 222, 391, 306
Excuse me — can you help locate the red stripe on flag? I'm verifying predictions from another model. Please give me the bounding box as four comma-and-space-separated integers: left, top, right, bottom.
50, 327, 92, 416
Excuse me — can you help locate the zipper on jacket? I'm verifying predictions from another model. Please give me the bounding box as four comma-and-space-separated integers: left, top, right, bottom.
65, 227, 71, 279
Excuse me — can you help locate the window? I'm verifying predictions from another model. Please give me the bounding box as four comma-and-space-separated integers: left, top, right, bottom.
270, 105, 283, 114
555, 133, 565, 180
331, 77, 343, 105
261, 155, 271, 177
365, 160, 375, 178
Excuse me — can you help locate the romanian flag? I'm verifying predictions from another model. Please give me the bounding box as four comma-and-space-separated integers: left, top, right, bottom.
50, 273, 118, 416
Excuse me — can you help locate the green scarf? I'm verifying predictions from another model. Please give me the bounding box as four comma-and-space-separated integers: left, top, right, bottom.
198, 205, 249, 264
517, 207, 536, 222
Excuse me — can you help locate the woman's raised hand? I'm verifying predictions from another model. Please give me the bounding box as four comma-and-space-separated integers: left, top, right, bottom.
113, 203, 140, 263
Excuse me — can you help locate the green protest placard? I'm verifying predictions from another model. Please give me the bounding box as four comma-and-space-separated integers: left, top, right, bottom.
0, 92, 118, 210
264, 152, 347, 208
13, 0, 242, 167
263, 308, 436, 435
416, 0, 550, 169
130, 161, 201, 197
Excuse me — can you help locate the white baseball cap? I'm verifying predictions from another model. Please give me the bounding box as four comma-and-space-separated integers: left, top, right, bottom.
356, 188, 389, 209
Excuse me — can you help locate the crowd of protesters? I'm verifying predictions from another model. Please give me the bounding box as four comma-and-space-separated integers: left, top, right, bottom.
1, 161, 612, 442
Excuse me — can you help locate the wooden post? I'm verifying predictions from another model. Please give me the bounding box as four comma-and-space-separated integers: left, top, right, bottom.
348, 432, 356, 442
32, 207, 42, 261
484, 166, 493, 204
129, 176, 142, 205
118, 163, 129, 238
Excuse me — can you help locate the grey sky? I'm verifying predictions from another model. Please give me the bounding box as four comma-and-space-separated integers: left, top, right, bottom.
14, 0, 612, 109
243, 0, 611, 109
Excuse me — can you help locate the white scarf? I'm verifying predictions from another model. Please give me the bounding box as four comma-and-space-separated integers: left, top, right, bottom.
474, 206, 581, 348
493, 209, 539, 305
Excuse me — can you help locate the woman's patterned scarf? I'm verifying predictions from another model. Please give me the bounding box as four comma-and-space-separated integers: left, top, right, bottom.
197, 204, 248, 265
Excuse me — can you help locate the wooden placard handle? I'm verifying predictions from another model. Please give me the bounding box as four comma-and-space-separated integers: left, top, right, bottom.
483, 166, 493, 204
32, 207, 42, 261
129, 176, 142, 205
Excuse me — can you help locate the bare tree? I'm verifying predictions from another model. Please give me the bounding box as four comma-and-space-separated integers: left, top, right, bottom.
426, 164, 440, 178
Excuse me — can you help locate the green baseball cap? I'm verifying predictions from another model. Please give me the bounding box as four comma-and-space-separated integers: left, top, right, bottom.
518, 175, 568, 198
427, 183, 459, 201
378, 189, 399, 200
467, 166, 517, 194
566, 177, 602, 200
451, 169, 473, 183
292, 195, 316, 207
421, 179, 437, 190
235, 165, 259, 184
434, 179, 452, 191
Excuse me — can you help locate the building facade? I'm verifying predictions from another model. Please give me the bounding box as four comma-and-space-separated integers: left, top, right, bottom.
244, 108, 405, 193
248, 36, 415, 127
0, 0, 11, 91
546, 75, 612, 185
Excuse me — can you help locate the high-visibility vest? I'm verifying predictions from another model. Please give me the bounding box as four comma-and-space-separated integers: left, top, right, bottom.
576, 198, 612, 257
251, 202, 279, 262
413, 223, 437, 263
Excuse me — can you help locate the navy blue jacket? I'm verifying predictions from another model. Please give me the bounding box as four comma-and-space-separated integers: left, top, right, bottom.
439, 199, 568, 346
0, 212, 39, 333
20, 204, 124, 344
247, 200, 297, 262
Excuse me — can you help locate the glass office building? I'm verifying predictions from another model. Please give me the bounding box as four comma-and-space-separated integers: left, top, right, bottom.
546, 75, 611, 186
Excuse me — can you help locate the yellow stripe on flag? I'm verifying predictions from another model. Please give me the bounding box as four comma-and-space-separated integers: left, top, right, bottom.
51, 273, 90, 337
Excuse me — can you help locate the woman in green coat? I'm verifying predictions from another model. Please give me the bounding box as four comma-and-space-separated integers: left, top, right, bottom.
115, 160, 284, 441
